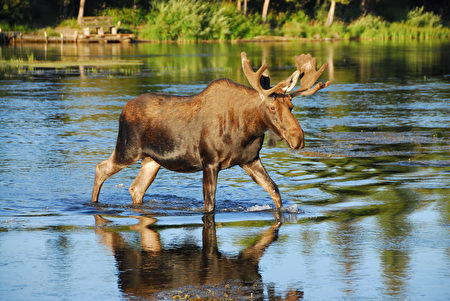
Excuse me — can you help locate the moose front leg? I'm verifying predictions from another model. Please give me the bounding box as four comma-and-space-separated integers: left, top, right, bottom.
202, 164, 219, 213
92, 150, 130, 203
129, 157, 161, 204
241, 158, 282, 209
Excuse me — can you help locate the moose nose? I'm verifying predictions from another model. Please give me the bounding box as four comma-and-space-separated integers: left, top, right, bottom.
297, 137, 305, 149
287, 129, 304, 150
292, 136, 304, 150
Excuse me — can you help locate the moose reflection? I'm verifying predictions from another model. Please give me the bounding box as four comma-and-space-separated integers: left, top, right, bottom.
95, 215, 303, 300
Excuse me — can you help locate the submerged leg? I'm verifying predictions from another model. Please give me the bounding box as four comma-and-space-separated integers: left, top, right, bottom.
91, 150, 132, 203
129, 157, 161, 204
241, 158, 282, 209
202, 164, 219, 213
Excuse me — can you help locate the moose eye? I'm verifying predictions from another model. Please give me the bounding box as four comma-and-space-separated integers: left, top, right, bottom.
269, 105, 276, 111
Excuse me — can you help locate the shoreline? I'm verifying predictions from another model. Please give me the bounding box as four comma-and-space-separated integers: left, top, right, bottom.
0, 32, 437, 45
0, 30, 343, 45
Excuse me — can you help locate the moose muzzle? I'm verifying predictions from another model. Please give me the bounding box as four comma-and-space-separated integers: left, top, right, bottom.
285, 127, 304, 150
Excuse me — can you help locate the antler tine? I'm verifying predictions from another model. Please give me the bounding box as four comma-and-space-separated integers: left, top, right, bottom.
241, 52, 267, 94
298, 80, 332, 96
267, 70, 300, 95
289, 54, 331, 97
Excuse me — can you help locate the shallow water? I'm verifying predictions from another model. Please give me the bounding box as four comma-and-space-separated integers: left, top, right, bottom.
0, 40, 449, 300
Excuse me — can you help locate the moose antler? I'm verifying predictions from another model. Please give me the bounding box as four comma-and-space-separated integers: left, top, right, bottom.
241, 52, 330, 98
289, 54, 332, 97
241, 52, 300, 97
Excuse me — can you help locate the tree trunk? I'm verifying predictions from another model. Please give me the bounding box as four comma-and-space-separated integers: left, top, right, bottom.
326, 0, 336, 27
77, 0, 86, 24
243, 0, 247, 15
360, 0, 369, 15
237, 0, 241, 11
262, 0, 270, 23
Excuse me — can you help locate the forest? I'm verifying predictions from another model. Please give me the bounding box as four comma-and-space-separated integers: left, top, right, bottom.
1, 0, 449, 40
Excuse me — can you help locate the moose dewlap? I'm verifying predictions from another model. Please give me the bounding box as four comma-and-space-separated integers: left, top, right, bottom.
91, 52, 330, 212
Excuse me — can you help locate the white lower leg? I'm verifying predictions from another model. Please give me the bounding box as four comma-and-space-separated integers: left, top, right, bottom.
91, 152, 128, 203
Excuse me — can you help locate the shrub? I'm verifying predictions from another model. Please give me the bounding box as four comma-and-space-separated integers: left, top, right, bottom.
290, 10, 311, 24
139, 1, 270, 41
57, 18, 80, 29
100, 7, 146, 28
346, 12, 449, 40
141, 0, 207, 40
348, 15, 387, 38
405, 7, 441, 28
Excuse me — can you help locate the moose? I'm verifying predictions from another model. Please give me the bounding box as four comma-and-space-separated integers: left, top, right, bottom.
91, 52, 330, 212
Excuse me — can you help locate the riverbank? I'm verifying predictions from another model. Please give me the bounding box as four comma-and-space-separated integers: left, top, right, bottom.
1, 28, 448, 46
1, 4, 449, 45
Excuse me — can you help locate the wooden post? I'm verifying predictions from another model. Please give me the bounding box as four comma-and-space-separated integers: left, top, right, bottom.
61, 33, 64, 43
45, 31, 48, 43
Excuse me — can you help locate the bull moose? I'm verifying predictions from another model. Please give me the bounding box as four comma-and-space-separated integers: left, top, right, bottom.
91, 52, 330, 212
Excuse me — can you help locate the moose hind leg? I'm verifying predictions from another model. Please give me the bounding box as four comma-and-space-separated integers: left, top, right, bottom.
129, 157, 161, 204
241, 158, 282, 209
91, 150, 130, 203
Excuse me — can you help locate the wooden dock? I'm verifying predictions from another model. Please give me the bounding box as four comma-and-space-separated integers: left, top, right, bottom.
0, 32, 135, 44
0, 31, 21, 44
78, 33, 135, 43
1, 16, 135, 44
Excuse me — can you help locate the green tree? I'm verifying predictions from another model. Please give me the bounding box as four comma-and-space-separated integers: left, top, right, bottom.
0, 0, 31, 25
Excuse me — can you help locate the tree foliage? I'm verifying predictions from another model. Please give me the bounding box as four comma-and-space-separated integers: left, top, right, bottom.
0, 0, 31, 26
0, 0, 448, 39
139, 0, 270, 41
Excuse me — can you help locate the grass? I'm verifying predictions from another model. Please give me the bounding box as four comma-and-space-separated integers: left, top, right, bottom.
281, 10, 450, 40
344, 12, 450, 40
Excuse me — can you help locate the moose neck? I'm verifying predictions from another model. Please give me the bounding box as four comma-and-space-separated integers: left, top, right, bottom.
201, 79, 269, 137
247, 92, 272, 136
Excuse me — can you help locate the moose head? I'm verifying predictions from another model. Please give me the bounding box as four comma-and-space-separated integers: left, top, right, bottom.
240, 52, 331, 148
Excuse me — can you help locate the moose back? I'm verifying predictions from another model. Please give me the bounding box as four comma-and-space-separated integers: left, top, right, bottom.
91, 52, 330, 212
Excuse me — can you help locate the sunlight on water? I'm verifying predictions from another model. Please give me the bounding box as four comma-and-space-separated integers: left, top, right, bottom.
0, 40, 449, 300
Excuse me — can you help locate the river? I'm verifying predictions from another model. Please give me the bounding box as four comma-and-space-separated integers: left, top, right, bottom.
0, 40, 449, 300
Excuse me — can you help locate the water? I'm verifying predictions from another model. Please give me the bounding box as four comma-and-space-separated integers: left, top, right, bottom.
0, 40, 449, 300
